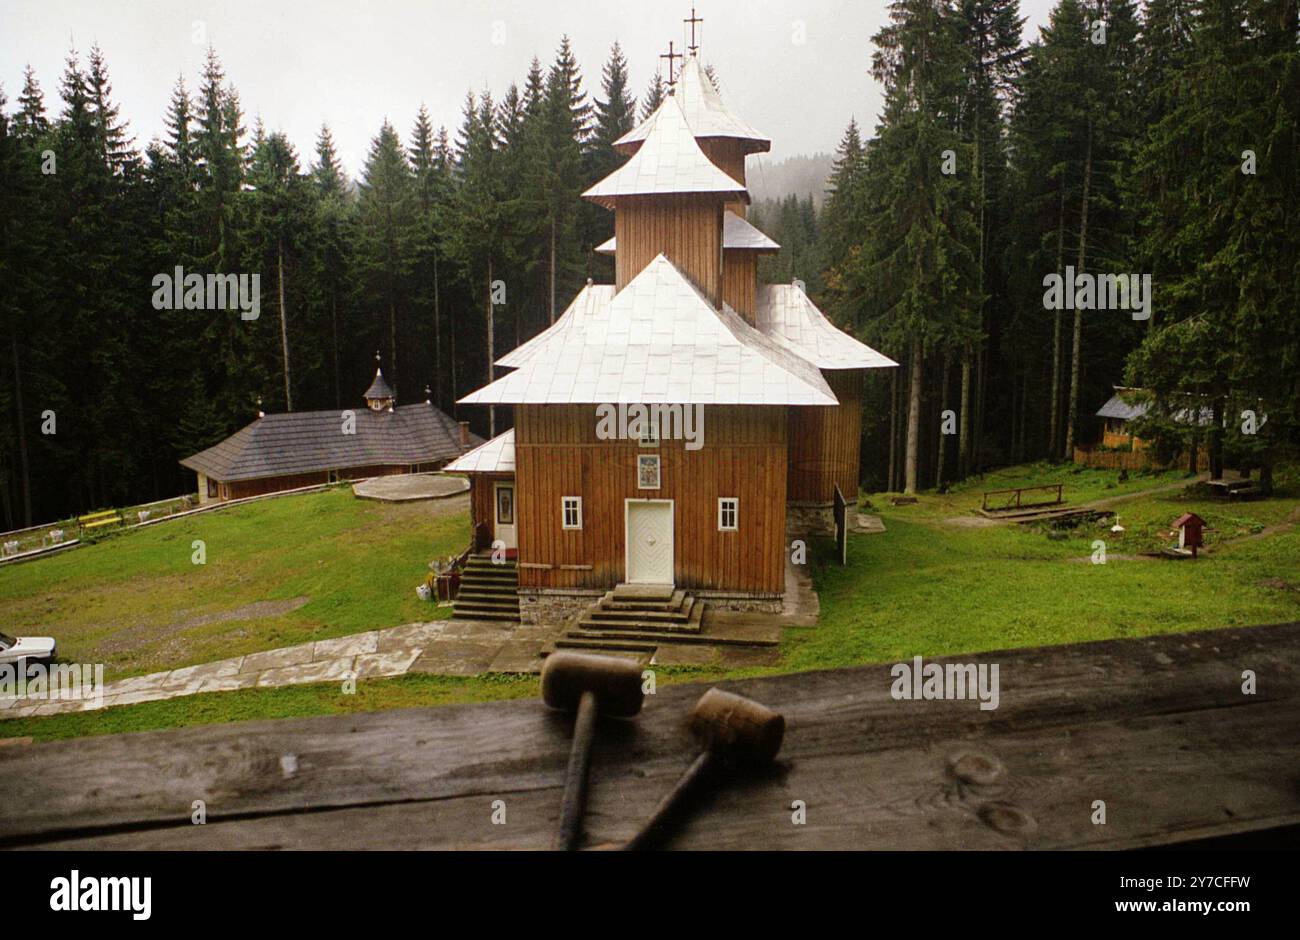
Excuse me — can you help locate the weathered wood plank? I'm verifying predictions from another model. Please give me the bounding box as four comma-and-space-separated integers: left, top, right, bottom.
3, 621, 1298, 850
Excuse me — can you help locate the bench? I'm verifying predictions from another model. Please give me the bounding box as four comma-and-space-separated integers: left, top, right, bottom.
78, 510, 123, 533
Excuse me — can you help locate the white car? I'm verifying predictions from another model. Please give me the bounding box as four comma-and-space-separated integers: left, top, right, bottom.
0, 631, 57, 665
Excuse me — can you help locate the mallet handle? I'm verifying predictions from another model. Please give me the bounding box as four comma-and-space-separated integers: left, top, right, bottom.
623, 749, 715, 851
554, 690, 599, 851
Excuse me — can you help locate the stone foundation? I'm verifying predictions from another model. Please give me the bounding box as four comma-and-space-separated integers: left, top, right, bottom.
691, 592, 784, 614
517, 590, 603, 627
786, 502, 836, 538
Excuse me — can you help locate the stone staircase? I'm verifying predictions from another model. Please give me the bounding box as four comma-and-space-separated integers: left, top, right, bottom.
452, 553, 520, 622
548, 582, 786, 660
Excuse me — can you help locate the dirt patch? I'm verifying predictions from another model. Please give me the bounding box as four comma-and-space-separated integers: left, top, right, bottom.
1259, 578, 1300, 593
943, 515, 1002, 528
100, 596, 312, 655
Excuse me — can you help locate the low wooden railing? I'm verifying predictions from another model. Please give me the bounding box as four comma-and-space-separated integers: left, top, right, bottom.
981, 483, 1064, 513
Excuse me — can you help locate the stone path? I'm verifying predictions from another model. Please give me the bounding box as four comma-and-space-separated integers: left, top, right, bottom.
352, 472, 468, 502
0, 618, 559, 721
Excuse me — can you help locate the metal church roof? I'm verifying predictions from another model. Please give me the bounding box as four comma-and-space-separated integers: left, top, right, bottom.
615, 55, 770, 155
595, 211, 779, 255
443, 428, 515, 474
497, 283, 616, 369
583, 92, 749, 209
756, 285, 898, 370
459, 254, 836, 407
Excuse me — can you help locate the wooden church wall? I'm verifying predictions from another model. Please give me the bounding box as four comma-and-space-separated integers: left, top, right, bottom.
514, 404, 786, 595
696, 138, 750, 217
615, 195, 723, 304
787, 369, 865, 504
721, 251, 758, 324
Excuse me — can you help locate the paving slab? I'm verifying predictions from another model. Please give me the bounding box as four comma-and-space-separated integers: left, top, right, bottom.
105, 672, 174, 696
164, 657, 243, 686
313, 632, 378, 659
439, 620, 517, 641
409, 642, 502, 676
377, 622, 447, 652
354, 649, 423, 679
240, 643, 315, 673
486, 640, 546, 674
255, 657, 355, 688
197, 673, 262, 694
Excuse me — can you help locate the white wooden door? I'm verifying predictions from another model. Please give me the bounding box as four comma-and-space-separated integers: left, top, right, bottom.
494, 482, 517, 550
625, 500, 674, 584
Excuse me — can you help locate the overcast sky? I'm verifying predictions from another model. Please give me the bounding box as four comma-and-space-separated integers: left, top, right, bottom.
2, 0, 1057, 179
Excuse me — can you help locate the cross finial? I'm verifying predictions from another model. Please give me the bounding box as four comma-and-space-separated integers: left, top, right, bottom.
660, 40, 683, 86
685, 7, 704, 55
374, 350, 381, 367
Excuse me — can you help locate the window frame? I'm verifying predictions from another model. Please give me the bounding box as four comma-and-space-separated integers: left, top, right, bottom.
718, 497, 739, 531
561, 496, 583, 530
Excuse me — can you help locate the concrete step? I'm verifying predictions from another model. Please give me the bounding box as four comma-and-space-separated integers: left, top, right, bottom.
454, 594, 519, 609
598, 588, 687, 612
577, 602, 704, 635
552, 637, 658, 654
611, 583, 675, 602
586, 597, 695, 624
561, 627, 776, 648
452, 604, 520, 622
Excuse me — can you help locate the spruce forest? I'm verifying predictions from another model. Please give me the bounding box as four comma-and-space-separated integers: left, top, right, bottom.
1, 0, 1297, 529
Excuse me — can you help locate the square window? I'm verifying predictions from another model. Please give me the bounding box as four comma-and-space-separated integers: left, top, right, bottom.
639, 419, 659, 447
637, 455, 661, 490
718, 497, 738, 531
562, 496, 582, 530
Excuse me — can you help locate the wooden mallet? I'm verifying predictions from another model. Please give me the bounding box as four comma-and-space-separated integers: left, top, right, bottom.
624, 687, 784, 850
541, 651, 645, 851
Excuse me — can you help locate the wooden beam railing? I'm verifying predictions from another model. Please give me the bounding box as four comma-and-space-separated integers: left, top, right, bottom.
981, 483, 1064, 513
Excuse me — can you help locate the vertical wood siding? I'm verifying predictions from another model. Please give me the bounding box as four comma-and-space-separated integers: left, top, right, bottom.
697, 138, 749, 217
787, 369, 864, 503
614, 195, 723, 304
514, 404, 786, 594
721, 251, 758, 324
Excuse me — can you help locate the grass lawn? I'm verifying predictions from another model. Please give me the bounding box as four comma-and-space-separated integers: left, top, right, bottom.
0, 487, 467, 680
5, 462, 1298, 743
789, 461, 1300, 669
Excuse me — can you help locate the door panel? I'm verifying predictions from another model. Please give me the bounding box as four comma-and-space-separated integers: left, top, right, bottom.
626, 501, 674, 584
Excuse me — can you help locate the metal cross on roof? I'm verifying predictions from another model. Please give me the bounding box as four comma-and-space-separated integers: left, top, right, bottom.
685, 7, 703, 55
660, 41, 682, 86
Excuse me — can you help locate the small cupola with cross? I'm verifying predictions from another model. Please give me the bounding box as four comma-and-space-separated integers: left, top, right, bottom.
363, 352, 396, 412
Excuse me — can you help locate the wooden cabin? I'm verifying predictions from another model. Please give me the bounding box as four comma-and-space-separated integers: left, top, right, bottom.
180, 365, 479, 503
446, 51, 895, 622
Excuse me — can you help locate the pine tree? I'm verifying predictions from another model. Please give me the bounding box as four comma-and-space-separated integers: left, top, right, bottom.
356, 118, 414, 390
640, 71, 665, 120
855, 0, 982, 492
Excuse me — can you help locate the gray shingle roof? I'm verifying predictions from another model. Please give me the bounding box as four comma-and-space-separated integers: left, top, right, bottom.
1097, 393, 1150, 421
363, 367, 395, 402
180, 403, 481, 482
1096, 389, 1216, 426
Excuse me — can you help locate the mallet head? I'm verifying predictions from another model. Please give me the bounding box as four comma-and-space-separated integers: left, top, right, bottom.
541, 651, 644, 718
688, 688, 784, 765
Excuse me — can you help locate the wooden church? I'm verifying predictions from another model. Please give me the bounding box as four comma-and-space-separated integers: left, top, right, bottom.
446, 40, 894, 625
